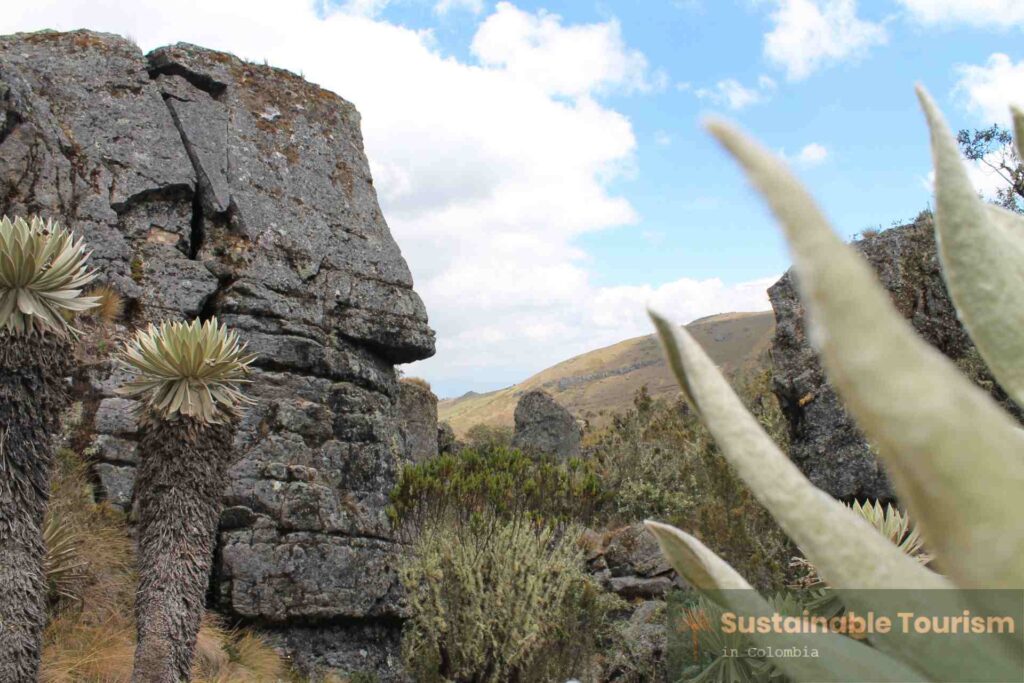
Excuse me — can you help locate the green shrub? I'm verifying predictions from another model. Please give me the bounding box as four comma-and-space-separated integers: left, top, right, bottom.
463, 423, 514, 451
399, 512, 620, 683
388, 446, 610, 530
589, 372, 794, 592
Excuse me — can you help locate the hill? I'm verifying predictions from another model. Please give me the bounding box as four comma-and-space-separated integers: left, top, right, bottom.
439, 311, 775, 436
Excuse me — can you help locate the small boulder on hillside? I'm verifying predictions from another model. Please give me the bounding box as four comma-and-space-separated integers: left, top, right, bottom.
437, 421, 460, 454
511, 389, 581, 460
399, 378, 439, 462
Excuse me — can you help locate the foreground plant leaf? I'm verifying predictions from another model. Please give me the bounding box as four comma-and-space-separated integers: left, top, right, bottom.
650, 311, 947, 592
645, 522, 927, 683
919, 87, 1024, 409
704, 118, 1024, 593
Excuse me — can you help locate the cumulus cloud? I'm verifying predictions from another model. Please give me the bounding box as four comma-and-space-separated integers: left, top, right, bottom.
896, 0, 1024, 28
695, 75, 776, 110
0, 1, 764, 394
762, 0, 887, 81
470, 2, 656, 98
954, 54, 1024, 126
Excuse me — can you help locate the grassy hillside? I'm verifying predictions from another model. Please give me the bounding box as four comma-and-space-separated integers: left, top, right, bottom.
439, 311, 775, 436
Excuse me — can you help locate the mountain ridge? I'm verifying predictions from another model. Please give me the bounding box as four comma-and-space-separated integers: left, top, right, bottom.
439, 310, 775, 436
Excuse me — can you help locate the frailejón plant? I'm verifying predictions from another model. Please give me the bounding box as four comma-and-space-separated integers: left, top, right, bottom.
0, 215, 97, 683
118, 317, 255, 683
644, 88, 1024, 682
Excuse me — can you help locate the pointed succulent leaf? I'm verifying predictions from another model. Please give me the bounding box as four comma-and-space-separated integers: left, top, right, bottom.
118, 317, 257, 424
645, 522, 928, 682
918, 88, 1024, 408
1013, 105, 1024, 162
650, 311, 948, 591
0, 215, 98, 337
704, 118, 1024, 591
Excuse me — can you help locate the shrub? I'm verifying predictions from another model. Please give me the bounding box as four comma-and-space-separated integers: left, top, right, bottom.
463, 423, 513, 451
399, 512, 620, 683
388, 446, 610, 531
589, 371, 794, 592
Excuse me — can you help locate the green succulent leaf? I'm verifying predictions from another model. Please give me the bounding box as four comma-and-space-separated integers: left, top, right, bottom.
1013, 105, 1024, 162
703, 118, 1024, 592
118, 317, 256, 424
645, 522, 928, 682
918, 87, 1024, 409
650, 311, 948, 593
0, 215, 98, 337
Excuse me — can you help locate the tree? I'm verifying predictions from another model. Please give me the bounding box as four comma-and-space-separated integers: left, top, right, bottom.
0, 215, 97, 682
957, 124, 1024, 213
118, 318, 254, 682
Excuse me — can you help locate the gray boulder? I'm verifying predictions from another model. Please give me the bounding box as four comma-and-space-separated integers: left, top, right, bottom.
398, 378, 438, 462
0, 30, 433, 681
769, 216, 1022, 501
511, 389, 581, 459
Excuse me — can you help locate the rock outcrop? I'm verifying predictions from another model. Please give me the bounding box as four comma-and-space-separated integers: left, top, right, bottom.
769, 217, 1022, 501
397, 378, 438, 462
511, 389, 581, 460
0, 30, 433, 680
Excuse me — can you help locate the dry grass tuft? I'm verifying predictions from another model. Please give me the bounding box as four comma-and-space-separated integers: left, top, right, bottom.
84, 285, 125, 324
400, 376, 432, 391
40, 447, 292, 682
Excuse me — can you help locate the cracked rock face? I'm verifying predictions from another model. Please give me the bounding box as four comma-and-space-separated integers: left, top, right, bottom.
0, 29, 433, 680
769, 218, 1022, 502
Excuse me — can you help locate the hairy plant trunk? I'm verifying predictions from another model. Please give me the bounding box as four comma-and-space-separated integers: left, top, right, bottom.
0, 335, 73, 683
131, 417, 235, 683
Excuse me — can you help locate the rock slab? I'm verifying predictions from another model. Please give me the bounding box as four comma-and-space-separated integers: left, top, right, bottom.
511, 389, 581, 460
397, 379, 438, 462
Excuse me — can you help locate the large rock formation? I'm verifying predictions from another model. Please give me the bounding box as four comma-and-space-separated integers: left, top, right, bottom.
397, 378, 438, 462
769, 217, 1021, 501
0, 30, 434, 680
511, 389, 581, 460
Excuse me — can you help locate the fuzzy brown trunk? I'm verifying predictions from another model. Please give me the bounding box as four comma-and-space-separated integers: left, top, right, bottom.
0, 335, 73, 682
131, 416, 235, 683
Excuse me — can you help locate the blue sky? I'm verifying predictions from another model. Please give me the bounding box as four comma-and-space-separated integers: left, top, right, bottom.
4, 0, 1024, 396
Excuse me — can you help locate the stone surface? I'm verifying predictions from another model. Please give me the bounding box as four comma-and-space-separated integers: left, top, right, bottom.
769, 217, 1023, 501
437, 420, 459, 454
603, 523, 672, 578
397, 379, 438, 462
95, 463, 136, 509
0, 30, 433, 679
511, 389, 581, 460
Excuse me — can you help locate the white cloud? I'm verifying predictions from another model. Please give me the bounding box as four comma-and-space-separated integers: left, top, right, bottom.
0, 1, 700, 393
763, 0, 887, 81
923, 146, 1018, 202
654, 130, 672, 146
896, 0, 1024, 28
470, 1, 656, 97
796, 142, 828, 165
695, 75, 776, 110
954, 54, 1024, 126
434, 0, 484, 16
779, 142, 829, 166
